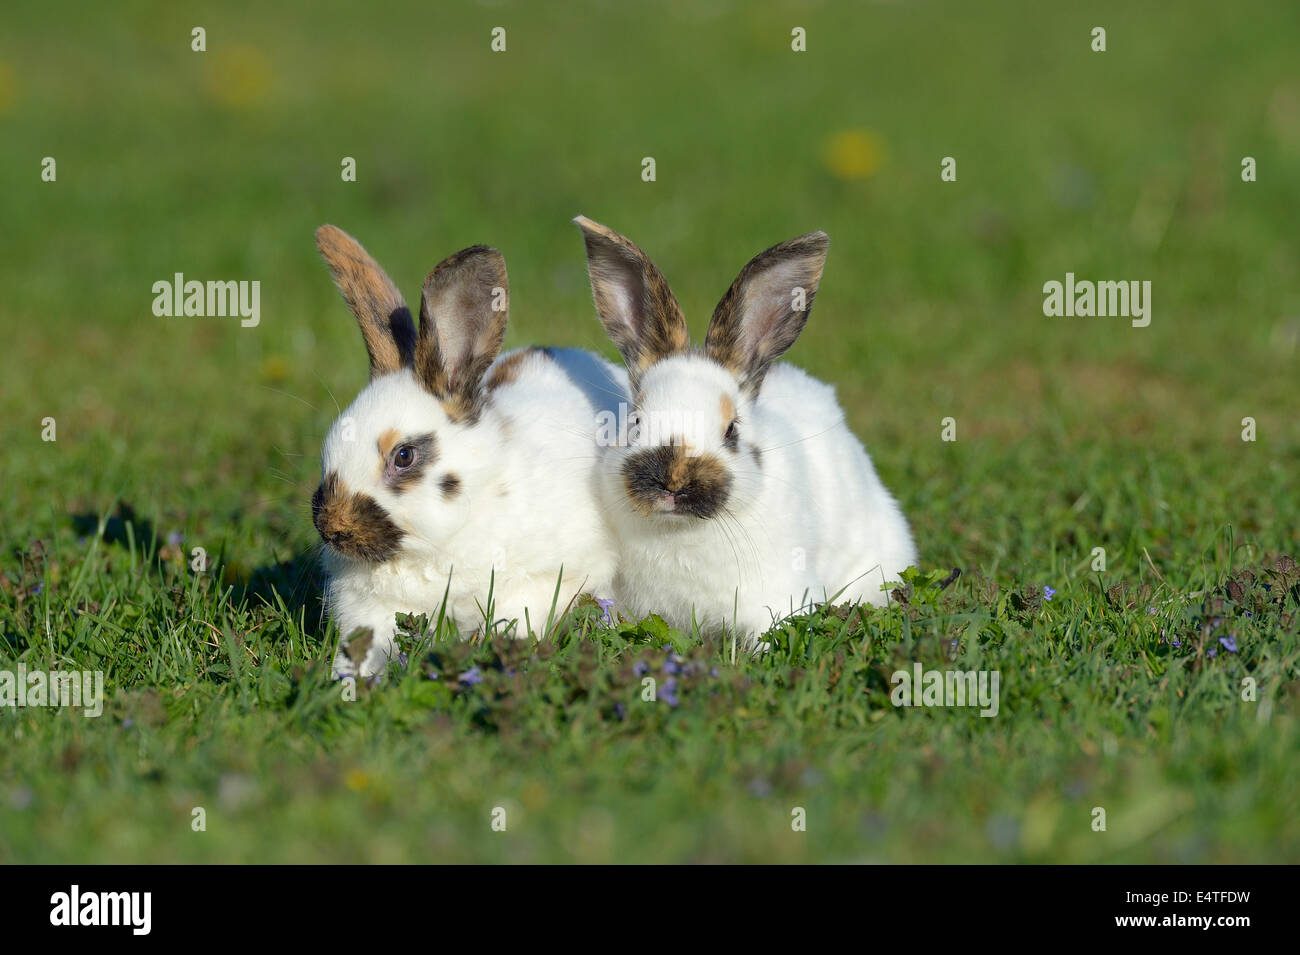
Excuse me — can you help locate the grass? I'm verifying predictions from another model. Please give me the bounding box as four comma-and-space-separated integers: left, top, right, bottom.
1, 0, 1298, 863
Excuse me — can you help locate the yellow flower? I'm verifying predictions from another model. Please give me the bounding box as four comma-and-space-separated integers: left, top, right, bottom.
823, 128, 886, 181
260, 355, 290, 384
521, 782, 548, 810
204, 45, 272, 110
344, 770, 371, 792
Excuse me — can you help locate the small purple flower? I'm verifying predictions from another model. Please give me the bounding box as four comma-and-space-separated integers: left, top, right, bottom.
595, 597, 615, 625
397, 652, 409, 667
1147, 606, 1158, 616
663, 655, 682, 676
1172, 639, 1181, 647
613, 702, 627, 721
633, 660, 650, 677
1219, 636, 1238, 653
659, 677, 679, 707
167, 530, 184, 547
426, 671, 440, 681
458, 666, 484, 686
1207, 647, 1218, 658
1244, 611, 1253, 618
32, 582, 43, 596
123, 718, 134, 729
1043, 586, 1056, 601
709, 667, 720, 678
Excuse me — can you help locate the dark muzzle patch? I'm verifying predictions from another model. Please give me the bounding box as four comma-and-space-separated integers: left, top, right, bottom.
622, 445, 731, 519
311, 472, 404, 561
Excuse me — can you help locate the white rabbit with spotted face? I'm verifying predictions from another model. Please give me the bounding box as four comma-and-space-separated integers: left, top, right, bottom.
312, 225, 627, 679
574, 216, 916, 647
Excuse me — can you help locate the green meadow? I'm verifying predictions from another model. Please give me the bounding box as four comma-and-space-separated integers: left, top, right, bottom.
1, 0, 1297, 862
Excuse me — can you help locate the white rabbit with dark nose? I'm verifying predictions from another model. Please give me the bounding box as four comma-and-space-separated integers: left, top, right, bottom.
312, 225, 627, 679
574, 216, 916, 647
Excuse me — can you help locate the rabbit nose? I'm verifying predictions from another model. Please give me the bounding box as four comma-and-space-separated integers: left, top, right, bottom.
311, 472, 404, 562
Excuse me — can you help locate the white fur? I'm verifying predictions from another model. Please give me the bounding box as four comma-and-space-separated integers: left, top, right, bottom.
322, 348, 628, 679
601, 354, 916, 645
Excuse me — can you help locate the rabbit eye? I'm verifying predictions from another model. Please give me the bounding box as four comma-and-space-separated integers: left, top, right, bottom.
723, 420, 740, 451
393, 445, 417, 469
383, 432, 436, 493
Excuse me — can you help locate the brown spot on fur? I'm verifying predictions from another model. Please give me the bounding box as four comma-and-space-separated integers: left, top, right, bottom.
439, 473, 462, 499
315, 225, 416, 379
312, 472, 403, 561
341, 627, 374, 667
622, 445, 731, 519
377, 428, 401, 460
438, 394, 479, 425
720, 394, 735, 425
705, 231, 829, 396
485, 350, 530, 391
573, 217, 688, 387
415, 245, 509, 425
486, 347, 550, 391
665, 447, 690, 490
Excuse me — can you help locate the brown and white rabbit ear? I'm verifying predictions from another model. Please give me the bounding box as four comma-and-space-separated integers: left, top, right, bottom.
573, 216, 689, 384
415, 245, 509, 423
705, 231, 829, 397
315, 225, 417, 378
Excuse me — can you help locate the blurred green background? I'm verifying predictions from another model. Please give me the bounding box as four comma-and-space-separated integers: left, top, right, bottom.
1, 0, 1297, 863
3, 0, 1297, 533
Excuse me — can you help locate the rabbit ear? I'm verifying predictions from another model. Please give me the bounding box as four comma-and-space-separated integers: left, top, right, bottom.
705, 231, 829, 396
315, 225, 417, 378
573, 216, 689, 384
415, 246, 509, 423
